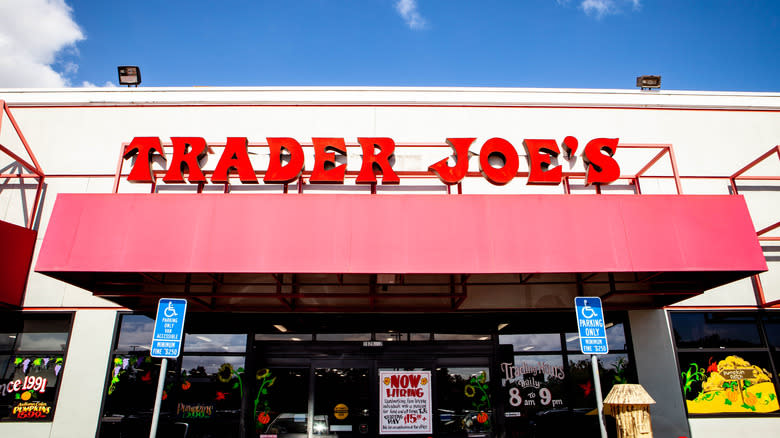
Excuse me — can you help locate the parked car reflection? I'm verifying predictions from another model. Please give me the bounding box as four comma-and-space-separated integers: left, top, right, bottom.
264, 413, 336, 438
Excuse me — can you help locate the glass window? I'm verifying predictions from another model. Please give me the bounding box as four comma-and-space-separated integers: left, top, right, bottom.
184, 334, 246, 353
0, 334, 16, 350
316, 333, 371, 341
376, 332, 407, 342
0, 354, 65, 421
102, 314, 251, 437
0, 356, 9, 378
434, 334, 491, 341
500, 334, 561, 352
0, 314, 71, 422
671, 311, 780, 417
566, 323, 627, 351
671, 313, 762, 349
677, 352, 779, 414
762, 312, 780, 348
115, 314, 154, 352
255, 333, 312, 342
178, 356, 245, 438
253, 368, 309, 436
500, 355, 566, 416
102, 354, 175, 418
315, 367, 371, 437
436, 367, 493, 437
15, 318, 70, 352
567, 354, 631, 410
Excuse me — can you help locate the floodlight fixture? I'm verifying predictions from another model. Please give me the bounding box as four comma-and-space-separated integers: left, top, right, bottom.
636, 75, 661, 90
117, 66, 141, 87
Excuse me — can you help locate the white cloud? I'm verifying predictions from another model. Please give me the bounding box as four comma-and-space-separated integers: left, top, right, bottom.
565, 0, 641, 19
581, 0, 614, 18
395, 0, 427, 30
0, 0, 84, 87
81, 80, 115, 88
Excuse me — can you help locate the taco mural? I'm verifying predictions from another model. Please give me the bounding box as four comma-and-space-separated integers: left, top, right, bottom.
682, 355, 779, 414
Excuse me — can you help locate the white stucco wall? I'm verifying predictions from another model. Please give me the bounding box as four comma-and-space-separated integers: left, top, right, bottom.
629, 309, 691, 438
1, 87, 778, 437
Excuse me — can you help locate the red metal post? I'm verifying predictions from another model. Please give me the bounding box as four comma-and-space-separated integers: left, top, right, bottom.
112, 142, 127, 194
667, 145, 683, 195
3, 102, 44, 174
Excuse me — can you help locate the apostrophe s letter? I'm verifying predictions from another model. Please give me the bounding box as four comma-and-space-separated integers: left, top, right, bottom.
583, 138, 620, 185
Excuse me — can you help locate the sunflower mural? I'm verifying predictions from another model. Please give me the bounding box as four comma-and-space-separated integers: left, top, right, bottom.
215, 362, 244, 403
463, 371, 492, 429
253, 369, 276, 432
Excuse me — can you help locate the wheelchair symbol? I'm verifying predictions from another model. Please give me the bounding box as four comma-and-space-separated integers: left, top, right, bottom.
580, 300, 597, 319
163, 302, 178, 318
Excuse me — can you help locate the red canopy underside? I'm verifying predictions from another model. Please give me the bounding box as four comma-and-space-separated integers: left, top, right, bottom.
35, 193, 766, 311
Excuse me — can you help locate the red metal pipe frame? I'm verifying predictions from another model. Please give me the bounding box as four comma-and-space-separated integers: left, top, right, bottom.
0, 145, 43, 179
719, 145, 780, 309
0, 101, 46, 229
2, 101, 44, 173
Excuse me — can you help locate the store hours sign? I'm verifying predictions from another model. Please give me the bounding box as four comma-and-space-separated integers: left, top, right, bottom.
379, 371, 432, 435
501, 360, 566, 417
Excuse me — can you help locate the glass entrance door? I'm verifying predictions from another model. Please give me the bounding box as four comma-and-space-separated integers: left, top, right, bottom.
313, 364, 372, 438
252, 343, 494, 438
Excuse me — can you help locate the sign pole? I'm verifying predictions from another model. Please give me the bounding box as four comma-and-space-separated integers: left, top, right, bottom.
149, 298, 187, 438
149, 357, 168, 438
574, 297, 609, 438
591, 355, 607, 438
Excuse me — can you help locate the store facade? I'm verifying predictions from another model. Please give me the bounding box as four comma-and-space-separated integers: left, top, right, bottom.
0, 87, 778, 438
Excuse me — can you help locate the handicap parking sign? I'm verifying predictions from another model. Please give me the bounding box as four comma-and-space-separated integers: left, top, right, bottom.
574, 297, 609, 355
151, 298, 187, 358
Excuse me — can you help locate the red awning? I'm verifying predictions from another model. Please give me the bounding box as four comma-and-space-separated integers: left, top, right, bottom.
35, 193, 766, 311
1, 220, 37, 308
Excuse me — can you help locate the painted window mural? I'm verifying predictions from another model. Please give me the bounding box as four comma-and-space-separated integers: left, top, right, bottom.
0, 314, 71, 422
498, 323, 633, 437
435, 367, 494, 436
177, 355, 245, 436
100, 314, 248, 438
252, 368, 309, 436
671, 311, 780, 415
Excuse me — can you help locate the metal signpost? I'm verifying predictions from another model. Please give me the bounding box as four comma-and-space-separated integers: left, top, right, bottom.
574, 297, 609, 438
149, 298, 187, 438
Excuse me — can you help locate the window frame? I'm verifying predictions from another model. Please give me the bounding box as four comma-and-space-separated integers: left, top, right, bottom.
0, 312, 74, 423
97, 312, 252, 437
496, 314, 636, 420
669, 310, 780, 418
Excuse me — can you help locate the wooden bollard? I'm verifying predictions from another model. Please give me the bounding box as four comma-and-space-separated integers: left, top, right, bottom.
603, 384, 656, 438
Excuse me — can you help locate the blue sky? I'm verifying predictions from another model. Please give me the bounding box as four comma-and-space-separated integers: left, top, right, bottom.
1, 0, 778, 91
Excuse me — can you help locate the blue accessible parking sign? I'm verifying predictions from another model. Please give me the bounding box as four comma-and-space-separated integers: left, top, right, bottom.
574, 297, 609, 355
151, 298, 187, 358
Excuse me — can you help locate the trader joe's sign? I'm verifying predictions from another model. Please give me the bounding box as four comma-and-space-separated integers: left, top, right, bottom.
380, 371, 432, 435
122, 136, 620, 186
